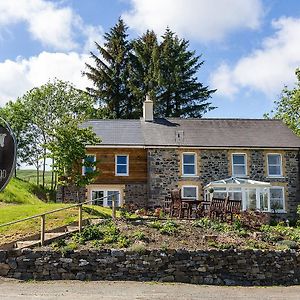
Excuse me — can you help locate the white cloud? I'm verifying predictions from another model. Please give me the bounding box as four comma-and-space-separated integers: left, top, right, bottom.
0, 0, 104, 51
123, 0, 263, 42
211, 17, 300, 98
0, 52, 93, 106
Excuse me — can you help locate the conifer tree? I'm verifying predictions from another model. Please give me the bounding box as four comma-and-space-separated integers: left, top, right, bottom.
84, 18, 132, 118
156, 28, 216, 118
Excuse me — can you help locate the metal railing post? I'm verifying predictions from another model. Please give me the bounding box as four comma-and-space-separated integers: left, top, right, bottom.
40, 214, 45, 246
78, 204, 83, 232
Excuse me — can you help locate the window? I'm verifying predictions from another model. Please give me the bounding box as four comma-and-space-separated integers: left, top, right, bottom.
270, 187, 284, 212
232, 154, 247, 176
182, 186, 198, 199
115, 155, 129, 176
182, 153, 196, 176
267, 154, 282, 177
83, 154, 96, 175
91, 189, 120, 207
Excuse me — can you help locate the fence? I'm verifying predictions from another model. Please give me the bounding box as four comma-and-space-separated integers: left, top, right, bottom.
0, 192, 119, 246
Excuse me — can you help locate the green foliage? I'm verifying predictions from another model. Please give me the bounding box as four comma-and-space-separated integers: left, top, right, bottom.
132, 231, 146, 241
193, 217, 231, 232
84, 20, 215, 119
276, 240, 298, 249
117, 235, 131, 248
265, 68, 300, 136
148, 220, 162, 229
159, 220, 179, 235
72, 224, 103, 244
130, 243, 147, 254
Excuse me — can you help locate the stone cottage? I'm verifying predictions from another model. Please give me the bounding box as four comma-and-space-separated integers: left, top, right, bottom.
76, 98, 300, 218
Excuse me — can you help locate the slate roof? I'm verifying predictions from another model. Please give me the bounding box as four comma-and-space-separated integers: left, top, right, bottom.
82, 118, 300, 149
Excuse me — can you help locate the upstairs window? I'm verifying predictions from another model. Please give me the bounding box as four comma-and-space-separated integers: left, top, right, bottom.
115, 155, 129, 176
182, 153, 196, 176
267, 154, 282, 177
232, 154, 246, 177
83, 154, 96, 175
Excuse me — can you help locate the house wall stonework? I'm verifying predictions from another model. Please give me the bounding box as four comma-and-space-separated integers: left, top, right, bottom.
146, 148, 300, 216
148, 149, 180, 207
124, 183, 148, 208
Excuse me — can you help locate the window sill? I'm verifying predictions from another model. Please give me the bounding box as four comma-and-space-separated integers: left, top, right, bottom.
266, 176, 285, 179
115, 174, 129, 177
181, 175, 198, 178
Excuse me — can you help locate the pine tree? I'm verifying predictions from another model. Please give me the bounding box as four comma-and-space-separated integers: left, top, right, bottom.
156, 28, 216, 118
128, 30, 160, 117
84, 18, 132, 118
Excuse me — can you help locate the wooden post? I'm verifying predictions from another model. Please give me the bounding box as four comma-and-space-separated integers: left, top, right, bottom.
112, 194, 116, 220
40, 214, 45, 246
78, 204, 83, 232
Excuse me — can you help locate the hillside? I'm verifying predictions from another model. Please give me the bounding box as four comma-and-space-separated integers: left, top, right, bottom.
0, 178, 43, 205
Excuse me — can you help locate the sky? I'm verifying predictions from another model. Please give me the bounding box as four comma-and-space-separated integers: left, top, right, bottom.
0, 0, 299, 118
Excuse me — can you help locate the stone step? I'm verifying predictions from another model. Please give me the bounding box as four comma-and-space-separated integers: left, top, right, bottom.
15, 240, 39, 249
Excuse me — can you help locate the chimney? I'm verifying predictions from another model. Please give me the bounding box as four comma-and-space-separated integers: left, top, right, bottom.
143, 95, 153, 122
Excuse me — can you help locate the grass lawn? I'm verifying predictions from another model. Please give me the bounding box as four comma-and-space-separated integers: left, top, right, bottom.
16, 169, 53, 187
0, 203, 114, 245
0, 178, 44, 204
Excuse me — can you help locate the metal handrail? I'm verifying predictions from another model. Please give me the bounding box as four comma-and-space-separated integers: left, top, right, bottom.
0, 192, 120, 246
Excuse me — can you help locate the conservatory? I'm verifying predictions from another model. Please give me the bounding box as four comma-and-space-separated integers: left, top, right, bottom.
204, 177, 285, 213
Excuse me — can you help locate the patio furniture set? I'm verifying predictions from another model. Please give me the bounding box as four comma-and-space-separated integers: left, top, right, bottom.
164, 189, 241, 221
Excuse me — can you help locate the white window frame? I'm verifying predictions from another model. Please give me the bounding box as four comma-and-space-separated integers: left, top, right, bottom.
181, 185, 198, 200
232, 153, 247, 177
269, 186, 285, 213
267, 153, 283, 177
115, 154, 129, 176
182, 152, 197, 177
90, 188, 122, 207
82, 154, 96, 175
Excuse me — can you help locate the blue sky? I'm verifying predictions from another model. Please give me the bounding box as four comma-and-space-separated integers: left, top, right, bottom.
0, 0, 299, 118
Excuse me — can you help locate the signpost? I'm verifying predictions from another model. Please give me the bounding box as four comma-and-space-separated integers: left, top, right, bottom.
0, 118, 16, 192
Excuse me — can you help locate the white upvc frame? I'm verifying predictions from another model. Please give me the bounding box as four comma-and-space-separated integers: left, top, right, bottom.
90, 188, 122, 207
269, 186, 285, 213
267, 153, 283, 177
115, 154, 129, 176
82, 154, 96, 175
181, 185, 198, 200
232, 153, 247, 177
182, 152, 197, 177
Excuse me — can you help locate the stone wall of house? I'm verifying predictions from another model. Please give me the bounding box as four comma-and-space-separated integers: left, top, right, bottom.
56, 185, 86, 203
124, 183, 148, 208
1, 248, 300, 285
148, 149, 180, 207
199, 150, 229, 186
284, 151, 300, 217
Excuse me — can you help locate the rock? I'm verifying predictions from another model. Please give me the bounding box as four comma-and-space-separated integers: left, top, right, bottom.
0, 263, 10, 276
160, 275, 175, 282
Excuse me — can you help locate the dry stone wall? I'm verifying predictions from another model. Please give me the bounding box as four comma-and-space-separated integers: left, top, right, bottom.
1, 248, 300, 285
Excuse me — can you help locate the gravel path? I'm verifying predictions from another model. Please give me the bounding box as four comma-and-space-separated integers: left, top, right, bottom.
1, 279, 300, 300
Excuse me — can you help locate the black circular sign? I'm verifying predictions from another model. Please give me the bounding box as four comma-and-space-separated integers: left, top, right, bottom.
0, 122, 16, 192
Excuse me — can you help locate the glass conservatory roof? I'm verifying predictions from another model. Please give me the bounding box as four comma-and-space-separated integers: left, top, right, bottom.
204, 177, 271, 189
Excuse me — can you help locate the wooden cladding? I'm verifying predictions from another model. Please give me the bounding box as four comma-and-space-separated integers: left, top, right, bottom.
86, 148, 147, 184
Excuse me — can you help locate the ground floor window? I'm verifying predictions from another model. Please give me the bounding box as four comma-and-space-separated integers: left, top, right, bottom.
91, 189, 121, 207
182, 186, 198, 199
270, 187, 285, 212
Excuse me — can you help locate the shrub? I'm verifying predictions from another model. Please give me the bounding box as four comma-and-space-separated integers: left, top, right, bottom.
193, 218, 230, 232
160, 221, 179, 235
239, 211, 270, 230
130, 243, 147, 254
148, 220, 162, 229
132, 231, 146, 241
117, 235, 131, 248
72, 224, 103, 244
276, 240, 299, 249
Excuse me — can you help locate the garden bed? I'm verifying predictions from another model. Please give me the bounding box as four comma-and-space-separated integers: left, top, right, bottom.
42, 214, 300, 253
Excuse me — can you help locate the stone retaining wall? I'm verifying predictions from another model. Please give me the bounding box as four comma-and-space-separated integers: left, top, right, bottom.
1, 248, 300, 285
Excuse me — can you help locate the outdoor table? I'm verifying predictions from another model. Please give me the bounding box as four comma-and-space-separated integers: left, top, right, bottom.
181, 199, 211, 218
